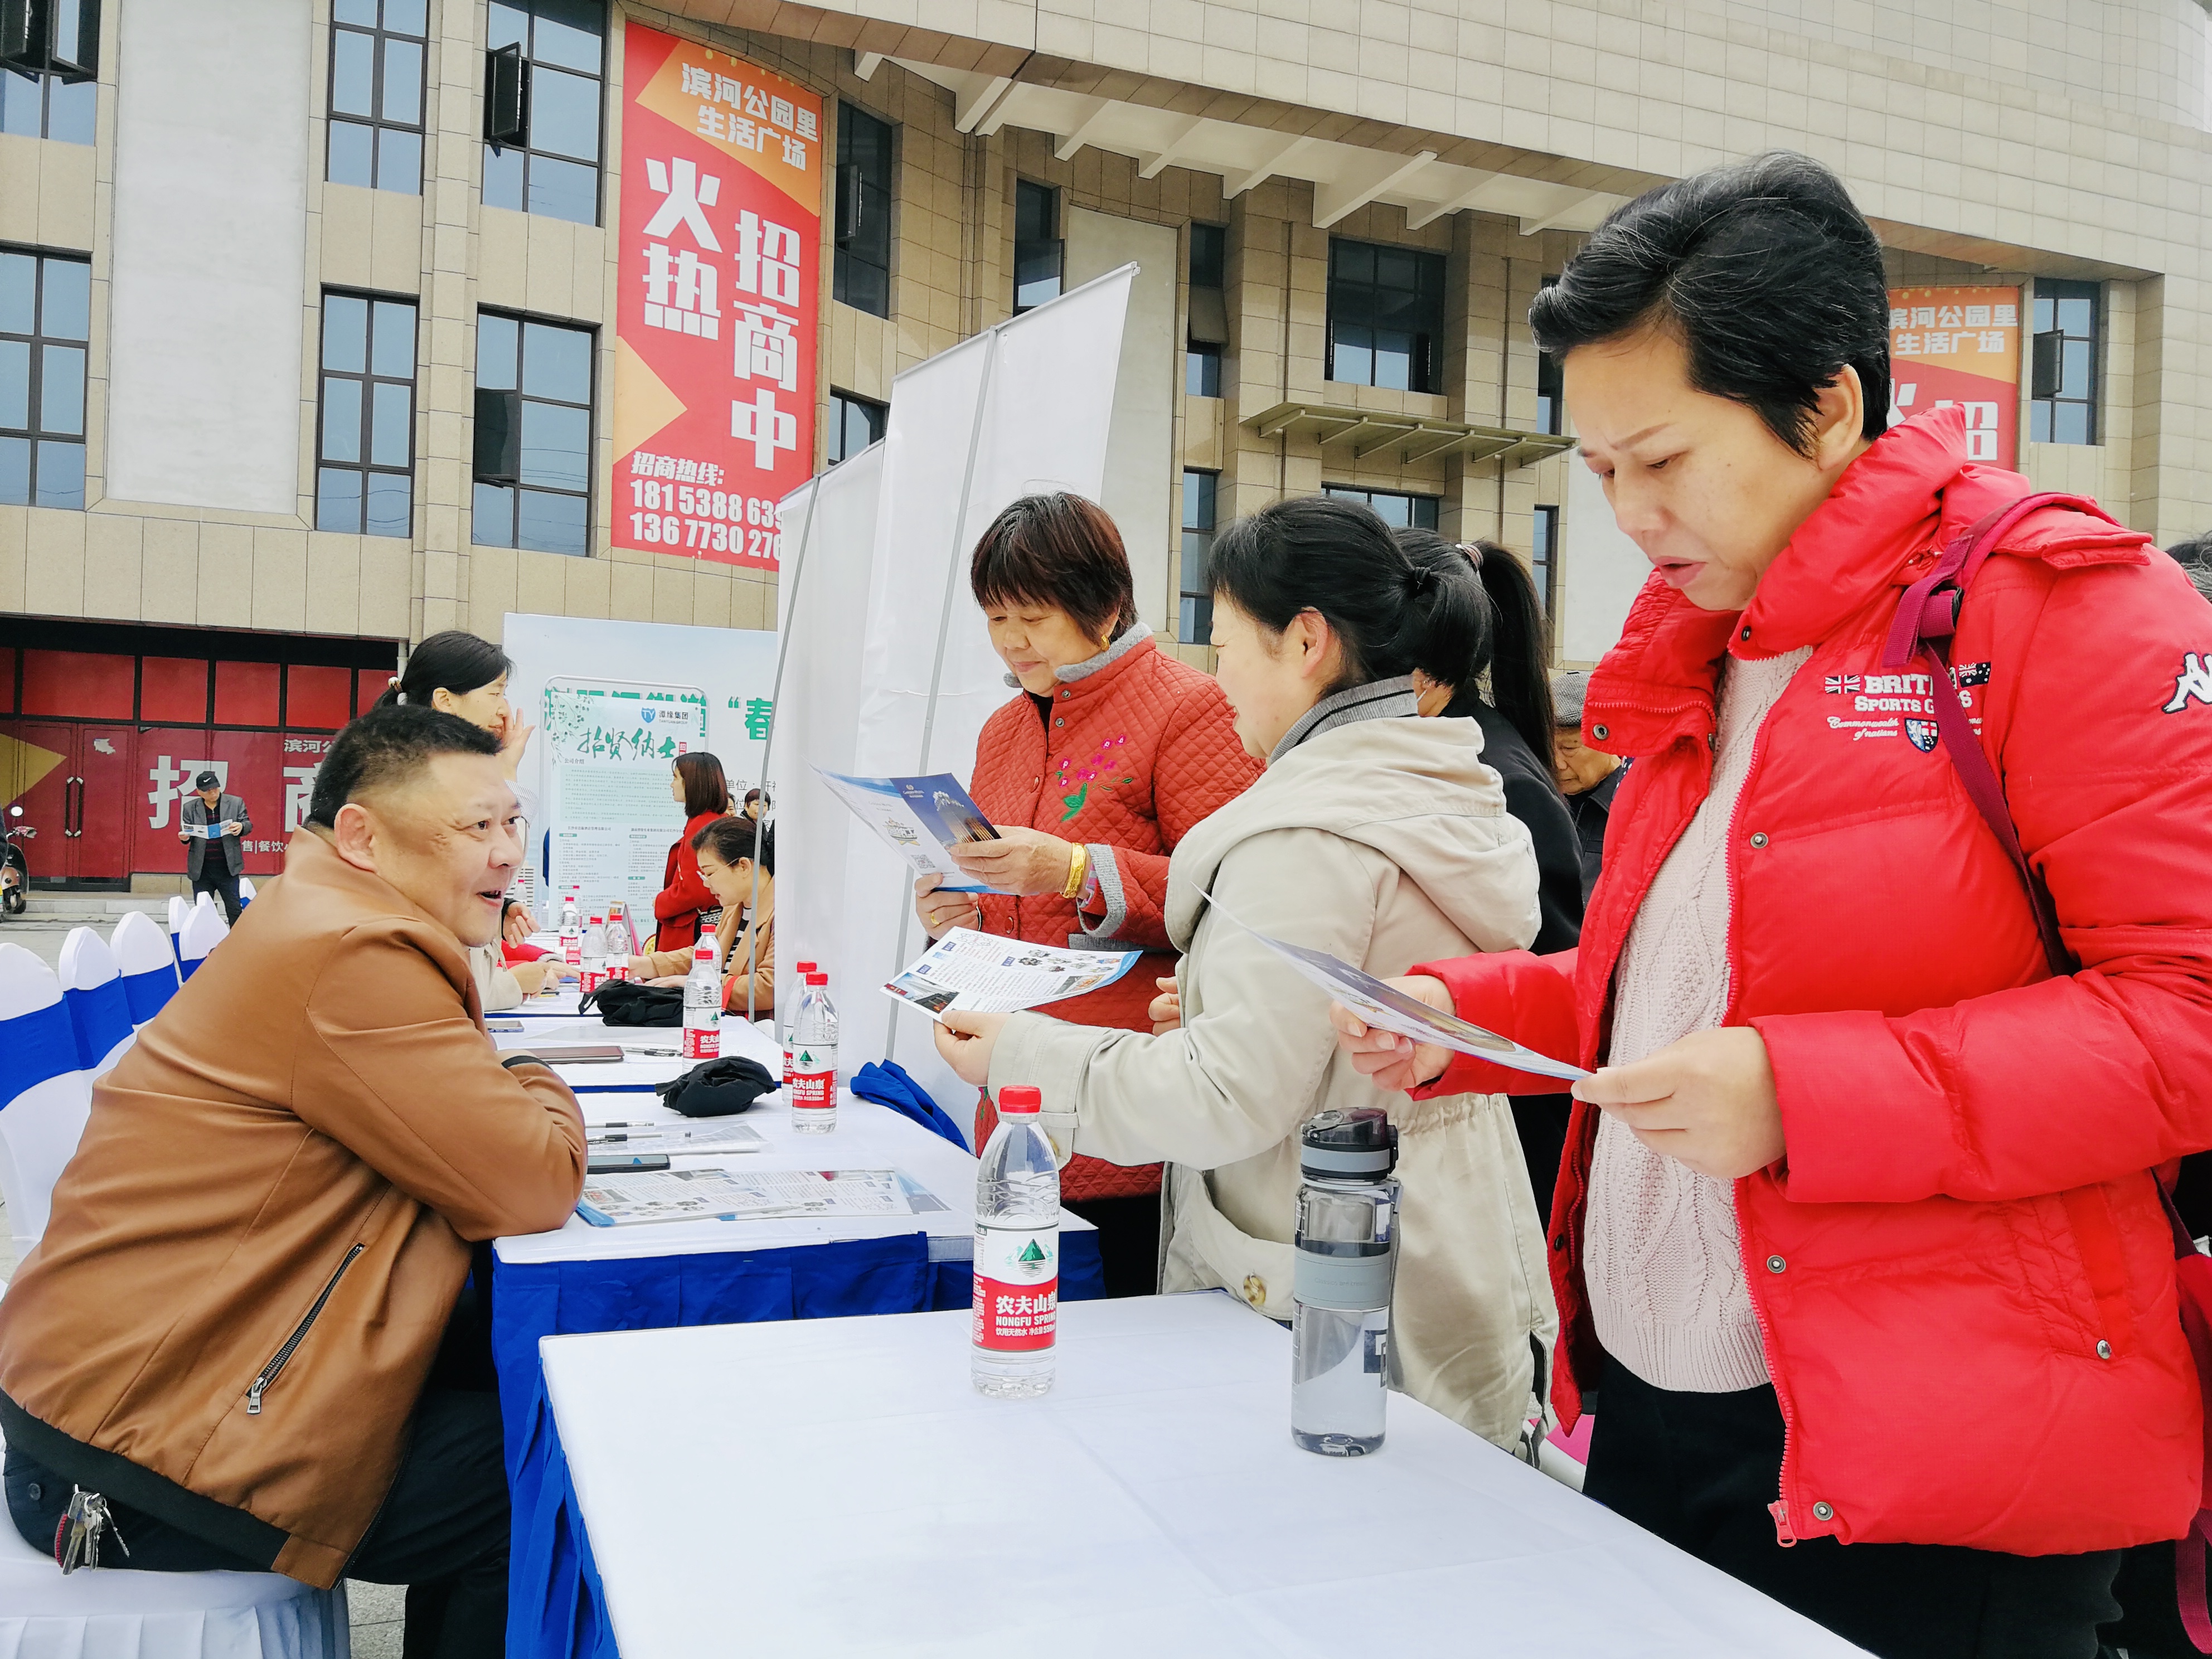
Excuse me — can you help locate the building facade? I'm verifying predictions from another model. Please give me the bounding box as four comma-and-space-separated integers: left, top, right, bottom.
1, 0, 2207, 885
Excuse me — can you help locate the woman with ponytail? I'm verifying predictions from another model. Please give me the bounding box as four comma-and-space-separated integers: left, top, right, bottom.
934, 495, 1556, 1445
1399, 532, 1583, 1217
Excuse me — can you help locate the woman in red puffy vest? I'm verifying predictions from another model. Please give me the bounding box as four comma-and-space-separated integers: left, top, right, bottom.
1335, 152, 2212, 1658
914, 492, 1261, 1295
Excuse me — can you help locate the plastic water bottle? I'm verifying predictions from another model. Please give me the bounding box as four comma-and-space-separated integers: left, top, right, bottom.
781, 959, 818, 1088
558, 891, 582, 968
681, 939, 721, 1059
580, 915, 607, 994
972, 1084, 1059, 1398
604, 900, 637, 962
788, 972, 837, 1134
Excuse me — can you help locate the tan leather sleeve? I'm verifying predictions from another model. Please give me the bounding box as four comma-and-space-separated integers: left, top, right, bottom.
297, 923, 587, 1239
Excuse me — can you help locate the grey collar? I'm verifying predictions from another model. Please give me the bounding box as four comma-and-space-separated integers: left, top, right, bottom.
1002, 620, 1153, 690
1268, 675, 1420, 763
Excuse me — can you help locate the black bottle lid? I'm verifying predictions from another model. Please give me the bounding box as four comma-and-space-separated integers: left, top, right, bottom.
1299, 1107, 1399, 1181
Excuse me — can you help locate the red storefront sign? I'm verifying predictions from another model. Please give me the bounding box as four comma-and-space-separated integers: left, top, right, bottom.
1887, 285, 2021, 469
612, 25, 822, 570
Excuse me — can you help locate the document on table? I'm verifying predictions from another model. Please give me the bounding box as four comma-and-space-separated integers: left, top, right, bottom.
881, 927, 1142, 1019
584, 1120, 767, 1156
1199, 890, 1591, 1083
575, 1167, 950, 1226
813, 769, 1004, 894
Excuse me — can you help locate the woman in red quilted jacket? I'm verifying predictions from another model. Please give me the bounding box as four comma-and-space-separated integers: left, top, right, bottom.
1335, 152, 2212, 1658
652, 751, 730, 953
914, 493, 1261, 1294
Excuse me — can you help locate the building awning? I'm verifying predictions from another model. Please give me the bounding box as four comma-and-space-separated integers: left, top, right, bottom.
1245, 402, 1576, 470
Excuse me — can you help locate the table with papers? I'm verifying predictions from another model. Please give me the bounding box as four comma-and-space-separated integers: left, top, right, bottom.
536, 1292, 1865, 1659
488, 1012, 1103, 1657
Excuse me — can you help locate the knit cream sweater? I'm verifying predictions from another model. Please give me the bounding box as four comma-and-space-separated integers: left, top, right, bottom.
1583, 645, 1812, 1393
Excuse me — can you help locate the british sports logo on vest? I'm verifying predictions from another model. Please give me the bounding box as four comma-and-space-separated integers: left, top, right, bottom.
1821, 661, 1990, 744
2163, 653, 2212, 714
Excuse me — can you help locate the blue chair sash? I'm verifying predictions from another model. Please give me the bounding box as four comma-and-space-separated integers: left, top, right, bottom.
63, 979, 133, 1071
0, 1001, 81, 1104
120, 963, 177, 1024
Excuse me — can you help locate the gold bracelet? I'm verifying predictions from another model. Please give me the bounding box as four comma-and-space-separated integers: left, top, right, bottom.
1061, 841, 1088, 900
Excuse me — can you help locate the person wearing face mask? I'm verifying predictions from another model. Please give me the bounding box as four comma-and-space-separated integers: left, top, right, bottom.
933, 496, 1556, 1446
1331, 152, 2212, 1658
0, 705, 586, 1658
913, 491, 1261, 1298
630, 814, 775, 1017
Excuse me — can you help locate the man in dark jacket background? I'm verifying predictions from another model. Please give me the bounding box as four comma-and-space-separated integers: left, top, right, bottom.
179, 770, 250, 923
1550, 670, 1624, 899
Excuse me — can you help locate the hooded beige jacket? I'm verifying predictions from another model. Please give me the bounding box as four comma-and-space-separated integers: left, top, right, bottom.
991, 691, 1560, 1448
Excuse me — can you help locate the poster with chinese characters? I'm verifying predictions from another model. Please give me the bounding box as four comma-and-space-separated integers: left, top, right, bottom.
1886, 286, 2021, 468
541, 677, 706, 919
613, 25, 822, 569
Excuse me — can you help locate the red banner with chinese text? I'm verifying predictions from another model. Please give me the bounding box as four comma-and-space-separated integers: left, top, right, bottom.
613, 25, 821, 569
1886, 285, 2021, 469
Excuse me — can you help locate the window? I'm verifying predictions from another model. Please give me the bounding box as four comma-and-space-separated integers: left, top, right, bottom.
0, 246, 90, 508
473, 312, 593, 555
1179, 469, 1217, 645
316, 292, 416, 537
1323, 484, 1438, 530
826, 389, 885, 464
1327, 239, 1445, 392
2030, 278, 2099, 447
833, 103, 892, 319
483, 0, 604, 228
1186, 221, 1225, 398
0, 0, 96, 145
327, 0, 426, 195
1532, 505, 1560, 619
1013, 180, 1061, 314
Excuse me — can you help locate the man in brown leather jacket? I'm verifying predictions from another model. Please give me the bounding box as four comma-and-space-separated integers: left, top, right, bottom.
0, 704, 586, 1659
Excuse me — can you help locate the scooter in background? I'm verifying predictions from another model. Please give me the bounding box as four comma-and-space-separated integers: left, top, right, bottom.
2, 804, 35, 915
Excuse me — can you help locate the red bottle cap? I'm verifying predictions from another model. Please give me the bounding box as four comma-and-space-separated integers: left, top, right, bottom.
797, 961, 818, 973
998, 1085, 1041, 1114
807, 971, 827, 985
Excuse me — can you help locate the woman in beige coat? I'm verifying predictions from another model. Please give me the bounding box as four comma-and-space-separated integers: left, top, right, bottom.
938, 497, 1559, 1448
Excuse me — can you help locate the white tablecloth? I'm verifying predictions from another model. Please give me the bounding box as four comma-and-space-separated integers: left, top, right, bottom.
491, 1022, 1091, 1269
541, 1293, 1864, 1658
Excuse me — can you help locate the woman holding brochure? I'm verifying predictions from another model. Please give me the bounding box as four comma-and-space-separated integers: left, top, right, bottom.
1332, 156, 2212, 1657
914, 492, 1260, 1297
934, 494, 1557, 1448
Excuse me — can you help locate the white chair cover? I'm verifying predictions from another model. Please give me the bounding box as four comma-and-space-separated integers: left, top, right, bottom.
56, 928, 134, 1079
0, 945, 92, 1263
236, 877, 256, 907
0, 953, 347, 1658
165, 896, 190, 974
177, 900, 227, 981
110, 911, 181, 1026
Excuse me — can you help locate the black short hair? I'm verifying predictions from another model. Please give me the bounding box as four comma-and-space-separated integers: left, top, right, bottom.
1529, 151, 1891, 456
2166, 533, 2212, 569
969, 493, 1138, 645
307, 705, 502, 828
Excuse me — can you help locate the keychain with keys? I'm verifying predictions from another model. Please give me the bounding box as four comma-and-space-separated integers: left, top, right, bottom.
54, 1487, 129, 1574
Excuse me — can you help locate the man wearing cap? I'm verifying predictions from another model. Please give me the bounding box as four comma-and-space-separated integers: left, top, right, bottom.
1550, 670, 1624, 901
180, 770, 251, 924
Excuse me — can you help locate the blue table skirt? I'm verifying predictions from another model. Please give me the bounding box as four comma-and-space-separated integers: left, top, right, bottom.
494, 1231, 1105, 1659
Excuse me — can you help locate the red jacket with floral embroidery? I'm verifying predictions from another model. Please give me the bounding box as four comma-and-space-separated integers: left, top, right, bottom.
1409, 409, 2212, 1554
966, 627, 1260, 1200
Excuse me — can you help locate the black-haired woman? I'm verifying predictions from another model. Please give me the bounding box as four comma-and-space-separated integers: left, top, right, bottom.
377, 629, 553, 977
1400, 532, 1583, 1219
653, 751, 731, 954
633, 814, 774, 1016
934, 495, 1556, 1446
915, 491, 1260, 1298
1334, 151, 2212, 1657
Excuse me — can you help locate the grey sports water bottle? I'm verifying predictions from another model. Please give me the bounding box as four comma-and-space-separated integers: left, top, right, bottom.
1291, 1107, 1400, 1456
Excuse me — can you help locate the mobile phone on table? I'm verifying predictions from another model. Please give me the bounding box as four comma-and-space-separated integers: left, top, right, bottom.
588, 1153, 671, 1173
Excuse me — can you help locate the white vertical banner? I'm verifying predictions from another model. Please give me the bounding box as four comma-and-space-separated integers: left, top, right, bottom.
775, 266, 1135, 1124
